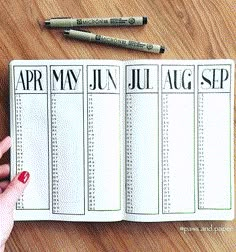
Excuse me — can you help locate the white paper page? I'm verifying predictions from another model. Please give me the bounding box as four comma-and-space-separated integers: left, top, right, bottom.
10, 60, 123, 221
124, 60, 234, 222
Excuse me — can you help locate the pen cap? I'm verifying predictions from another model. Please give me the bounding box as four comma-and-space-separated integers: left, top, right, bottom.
45, 18, 73, 28
64, 29, 95, 41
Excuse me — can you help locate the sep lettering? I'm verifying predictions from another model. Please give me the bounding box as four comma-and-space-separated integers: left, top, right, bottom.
201, 68, 229, 89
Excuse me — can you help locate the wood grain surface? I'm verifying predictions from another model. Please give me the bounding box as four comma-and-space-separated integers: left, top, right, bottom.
0, 0, 235, 251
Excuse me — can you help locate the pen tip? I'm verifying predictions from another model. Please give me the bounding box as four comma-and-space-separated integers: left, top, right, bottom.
143, 17, 148, 24
160, 46, 165, 53
45, 20, 50, 27
64, 29, 70, 36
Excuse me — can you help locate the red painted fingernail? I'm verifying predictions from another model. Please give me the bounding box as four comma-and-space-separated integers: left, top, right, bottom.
18, 171, 30, 184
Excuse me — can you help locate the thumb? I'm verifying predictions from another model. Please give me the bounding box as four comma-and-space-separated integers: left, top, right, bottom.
1, 171, 30, 208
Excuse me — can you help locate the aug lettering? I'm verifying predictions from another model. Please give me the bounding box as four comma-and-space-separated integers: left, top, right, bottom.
163, 69, 193, 90
16, 70, 43, 91
201, 68, 229, 89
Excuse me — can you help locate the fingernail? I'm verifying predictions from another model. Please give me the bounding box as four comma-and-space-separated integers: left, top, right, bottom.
18, 171, 30, 184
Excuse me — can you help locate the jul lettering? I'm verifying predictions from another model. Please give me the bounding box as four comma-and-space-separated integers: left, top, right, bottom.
128, 69, 153, 90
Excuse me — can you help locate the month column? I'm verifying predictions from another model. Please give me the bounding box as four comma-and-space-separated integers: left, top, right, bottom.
87, 64, 121, 211
125, 64, 159, 214
13, 65, 49, 210
161, 64, 195, 214
50, 64, 85, 215
198, 63, 232, 210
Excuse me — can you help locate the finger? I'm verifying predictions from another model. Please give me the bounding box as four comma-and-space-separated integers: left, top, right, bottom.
0, 164, 10, 179
1, 171, 30, 208
0, 180, 10, 192
0, 136, 11, 159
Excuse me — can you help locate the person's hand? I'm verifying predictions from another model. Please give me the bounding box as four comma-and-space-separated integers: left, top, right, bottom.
0, 136, 30, 252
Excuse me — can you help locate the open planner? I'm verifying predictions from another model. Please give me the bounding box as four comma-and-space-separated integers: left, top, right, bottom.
9, 59, 234, 222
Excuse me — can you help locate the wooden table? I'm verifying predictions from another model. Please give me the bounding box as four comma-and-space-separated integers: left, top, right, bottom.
0, 0, 235, 251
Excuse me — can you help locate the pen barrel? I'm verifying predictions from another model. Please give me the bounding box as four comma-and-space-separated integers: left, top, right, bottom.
65, 30, 165, 53
46, 17, 147, 27
76, 17, 147, 26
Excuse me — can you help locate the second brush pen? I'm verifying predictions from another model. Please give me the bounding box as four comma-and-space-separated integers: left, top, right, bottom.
64, 29, 165, 54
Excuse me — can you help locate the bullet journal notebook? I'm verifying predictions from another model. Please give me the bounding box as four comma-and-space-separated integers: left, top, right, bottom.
9, 59, 234, 222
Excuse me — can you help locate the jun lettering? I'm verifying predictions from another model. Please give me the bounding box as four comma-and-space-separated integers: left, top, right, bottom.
89, 69, 117, 91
